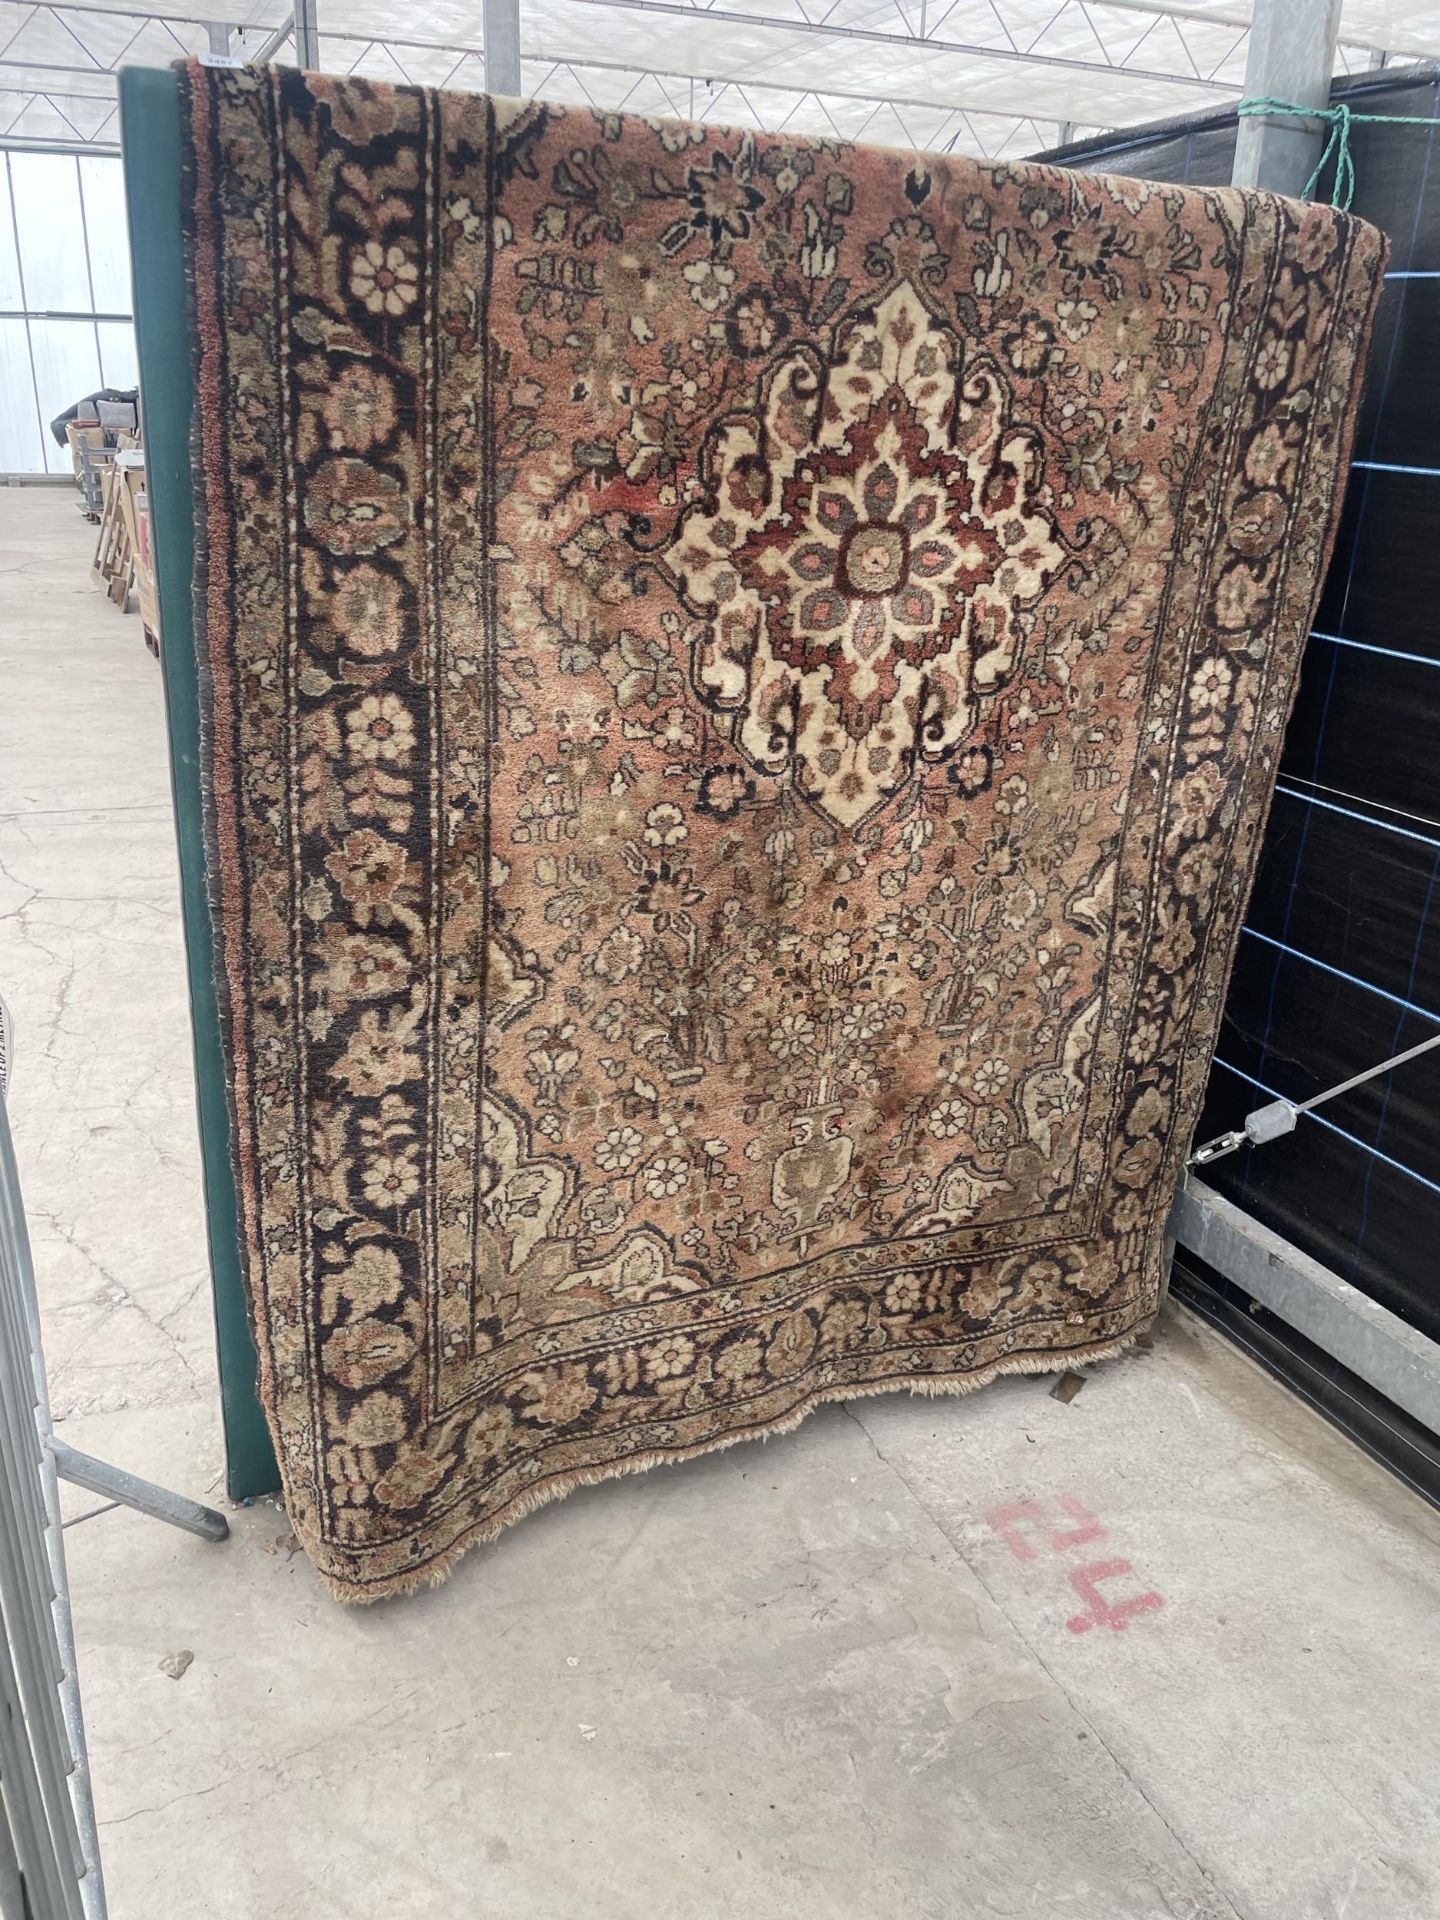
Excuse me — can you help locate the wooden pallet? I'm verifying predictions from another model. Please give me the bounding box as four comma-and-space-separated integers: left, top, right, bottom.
90, 460, 134, 608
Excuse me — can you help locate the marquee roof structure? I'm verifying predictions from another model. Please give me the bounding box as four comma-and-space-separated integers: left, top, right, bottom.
1, 0, 1437, 161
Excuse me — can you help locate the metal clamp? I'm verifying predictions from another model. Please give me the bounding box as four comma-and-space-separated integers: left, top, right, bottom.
1190, 1025, 1440, 1171
1190, 1098, 1298, 1168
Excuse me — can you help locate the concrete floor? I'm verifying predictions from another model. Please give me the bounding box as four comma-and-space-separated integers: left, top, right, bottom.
3, 483, 1440, 1920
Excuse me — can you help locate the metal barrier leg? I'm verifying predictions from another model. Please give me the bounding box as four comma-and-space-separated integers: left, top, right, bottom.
51, 1444, 229, 1544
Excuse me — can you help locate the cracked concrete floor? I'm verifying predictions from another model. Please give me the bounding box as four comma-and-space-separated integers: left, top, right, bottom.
4, 484, 1440, 1920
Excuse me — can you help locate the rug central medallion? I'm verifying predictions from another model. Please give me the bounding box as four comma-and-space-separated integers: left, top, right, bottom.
660, 280, 1069, 828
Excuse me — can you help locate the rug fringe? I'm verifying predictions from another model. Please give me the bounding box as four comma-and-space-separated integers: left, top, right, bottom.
315, 1314, 1154, 1604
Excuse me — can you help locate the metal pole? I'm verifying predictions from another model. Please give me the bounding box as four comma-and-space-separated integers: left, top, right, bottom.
250, 17, 293, 63
294, 0, 319, 71
1231, 0, 1342, 195
483, 0, 522, 96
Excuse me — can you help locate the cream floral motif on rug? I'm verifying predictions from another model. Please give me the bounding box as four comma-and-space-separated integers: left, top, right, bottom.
182, 62, 1384, 1599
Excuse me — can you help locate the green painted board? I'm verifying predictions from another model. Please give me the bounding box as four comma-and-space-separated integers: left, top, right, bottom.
119, 64, 280, 1500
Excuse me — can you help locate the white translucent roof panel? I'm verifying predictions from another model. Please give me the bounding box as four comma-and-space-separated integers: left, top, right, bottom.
0, 1, 1437, 153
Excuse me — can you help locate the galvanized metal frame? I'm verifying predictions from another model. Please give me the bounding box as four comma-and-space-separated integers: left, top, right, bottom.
0, 1096, 96, 1920
482, 0, 520, 96
1232, 0, 1343, 194
294, 0, 319, 72
0, 1013, 230, 1916
1170, 1179, 1440, 1438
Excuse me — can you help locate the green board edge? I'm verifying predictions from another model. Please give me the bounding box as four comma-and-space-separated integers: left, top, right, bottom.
119, 65, 280, 1500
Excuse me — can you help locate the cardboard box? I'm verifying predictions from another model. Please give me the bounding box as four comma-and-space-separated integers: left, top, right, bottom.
134, 487, 160, 650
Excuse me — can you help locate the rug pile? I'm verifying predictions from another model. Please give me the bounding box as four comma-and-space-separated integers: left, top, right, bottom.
182, 61, 1383, 1599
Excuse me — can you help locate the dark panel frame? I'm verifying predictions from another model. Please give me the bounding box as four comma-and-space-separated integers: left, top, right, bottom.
120, 64, 280, 1499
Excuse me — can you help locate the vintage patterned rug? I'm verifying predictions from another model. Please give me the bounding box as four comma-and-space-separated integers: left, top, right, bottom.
181, 61, 1383, 1600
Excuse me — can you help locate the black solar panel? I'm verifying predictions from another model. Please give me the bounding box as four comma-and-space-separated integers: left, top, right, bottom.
1041, 68, 1440, 1343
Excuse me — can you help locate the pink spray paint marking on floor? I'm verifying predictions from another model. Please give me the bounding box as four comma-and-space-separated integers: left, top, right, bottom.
987, 1494, 1106, 1561
1064, 1558, 1165, 1634
983, 1493, 1164, 1635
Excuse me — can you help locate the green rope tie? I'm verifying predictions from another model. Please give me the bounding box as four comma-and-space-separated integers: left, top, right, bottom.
1236, 96, 1439, 211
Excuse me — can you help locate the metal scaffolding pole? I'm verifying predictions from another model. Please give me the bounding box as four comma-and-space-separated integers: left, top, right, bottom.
560, 0, 1231, 93
1231, 0, 1342, 195
294, 0, 320, 73
484, 0, 522, 96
